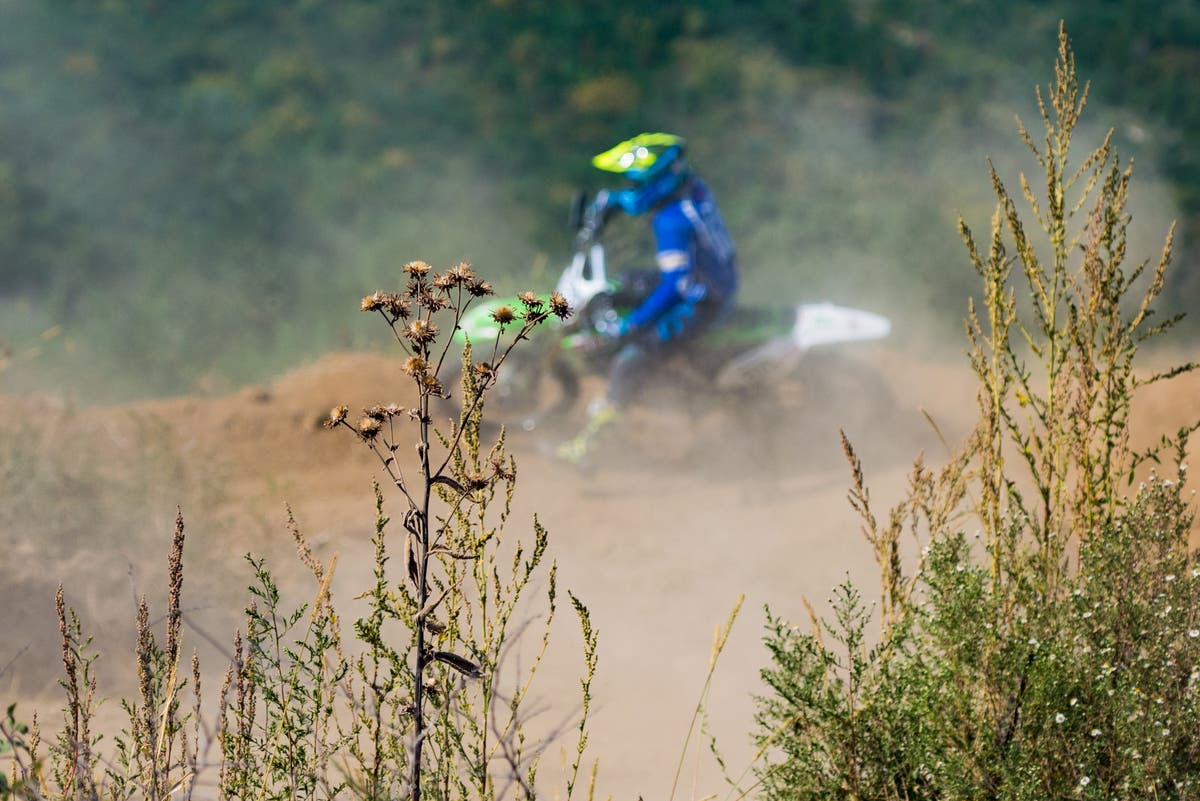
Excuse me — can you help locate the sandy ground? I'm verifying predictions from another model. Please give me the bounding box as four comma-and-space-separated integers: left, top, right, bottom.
2, 345, 1198, 799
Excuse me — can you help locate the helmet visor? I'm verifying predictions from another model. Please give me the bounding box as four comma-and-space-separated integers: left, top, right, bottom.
592, 133, 685, 178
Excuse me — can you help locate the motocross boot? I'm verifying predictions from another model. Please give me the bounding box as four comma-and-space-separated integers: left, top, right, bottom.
554, 399, 619, 468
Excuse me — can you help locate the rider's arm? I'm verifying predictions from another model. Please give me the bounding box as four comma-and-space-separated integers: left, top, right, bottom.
622, 206, 694, 331
623, 265, 687, 330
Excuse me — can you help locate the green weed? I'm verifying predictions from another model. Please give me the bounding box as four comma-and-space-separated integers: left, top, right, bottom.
756, 24, 1200, 801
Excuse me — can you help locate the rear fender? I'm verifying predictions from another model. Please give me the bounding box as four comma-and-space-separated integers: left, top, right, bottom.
792, 303, 891, 351
713, 303, 891, 389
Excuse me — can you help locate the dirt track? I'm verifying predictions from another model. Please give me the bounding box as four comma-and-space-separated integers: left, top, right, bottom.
3, 347, 1198, 799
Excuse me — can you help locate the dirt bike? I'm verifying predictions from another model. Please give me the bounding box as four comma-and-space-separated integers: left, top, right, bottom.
443, 212, 895, 460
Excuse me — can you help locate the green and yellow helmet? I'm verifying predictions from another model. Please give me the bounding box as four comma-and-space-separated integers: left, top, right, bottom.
591, 132, 689, 216
592, 132, 687, 183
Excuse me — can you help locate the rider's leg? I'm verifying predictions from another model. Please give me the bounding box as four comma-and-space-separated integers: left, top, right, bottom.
554, 339, 650, 466
556, 299, 722, 465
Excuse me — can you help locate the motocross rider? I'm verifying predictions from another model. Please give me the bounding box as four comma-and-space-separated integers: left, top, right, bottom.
557, 132, 739, 465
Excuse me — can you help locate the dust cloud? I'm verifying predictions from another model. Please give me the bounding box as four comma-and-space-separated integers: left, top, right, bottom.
8, 342, 1196, 798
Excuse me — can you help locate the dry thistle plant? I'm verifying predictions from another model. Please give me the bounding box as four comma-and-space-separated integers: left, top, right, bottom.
2, 262, 593, 801
322, 261, 593, 801
756, 24, 1200, 800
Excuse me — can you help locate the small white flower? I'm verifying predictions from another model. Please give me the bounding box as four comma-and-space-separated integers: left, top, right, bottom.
1166, 574, 1177, 582
1080, 776, 1091, 787
1055, 713, 1066, 724
1090, 728, 1102, 737
1082, 611, 1093, 619
1163, 728, 1171, 736
1070, 697, 1078, 706
1192, 567, 1200, 578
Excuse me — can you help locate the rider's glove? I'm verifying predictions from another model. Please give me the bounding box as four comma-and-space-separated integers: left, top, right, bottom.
595, 313, 631, 341
581, 190, 616, 239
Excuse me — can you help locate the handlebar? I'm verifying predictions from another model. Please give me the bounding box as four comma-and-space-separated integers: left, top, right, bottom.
571, 190, 617, 246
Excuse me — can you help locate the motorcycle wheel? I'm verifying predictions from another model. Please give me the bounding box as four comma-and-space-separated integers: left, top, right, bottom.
787, 350, 896, 431
436, 346, 580, 432
661, 350, 895, 476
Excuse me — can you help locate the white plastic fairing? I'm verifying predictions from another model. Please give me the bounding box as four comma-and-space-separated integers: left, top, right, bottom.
714, 302, 891, 389
791, 303, 891, 351
555, 243, 610, 314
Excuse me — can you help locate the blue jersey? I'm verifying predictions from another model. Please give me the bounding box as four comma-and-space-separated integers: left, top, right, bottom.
624, 178, 738, 331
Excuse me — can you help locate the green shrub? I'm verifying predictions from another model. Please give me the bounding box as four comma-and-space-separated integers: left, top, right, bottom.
755, 25, 1200, 801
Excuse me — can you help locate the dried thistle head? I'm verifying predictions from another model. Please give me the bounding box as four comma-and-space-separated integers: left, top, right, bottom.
421, 374, 444, 395
363, 404, 390, 422
448, 262, 475, 284
385, 402, 404, 416
404, 319, 439, 344
491, 305, 515, 325
472, 361, 496, 380
323, 405, 349, 428
549, 291, 571, 320
418, 289, 449, 311
357, 416, 383, 440
403, 356, 429, 376
519, 291, 545, 312
384, 293, 411, 319
491, 455, 515, 482
464, 470, 490, 491
404, 260, 432, 277
361, 291, 387, 312
432, 273, 456, 291
467, 279, 494, 297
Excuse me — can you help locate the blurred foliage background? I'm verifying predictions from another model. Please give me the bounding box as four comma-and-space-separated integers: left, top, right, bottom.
0, 0, 1196, 400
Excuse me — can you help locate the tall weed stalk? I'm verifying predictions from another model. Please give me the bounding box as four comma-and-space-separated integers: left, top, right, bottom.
323, 262, 592, 801
756, 24, 1200, 801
